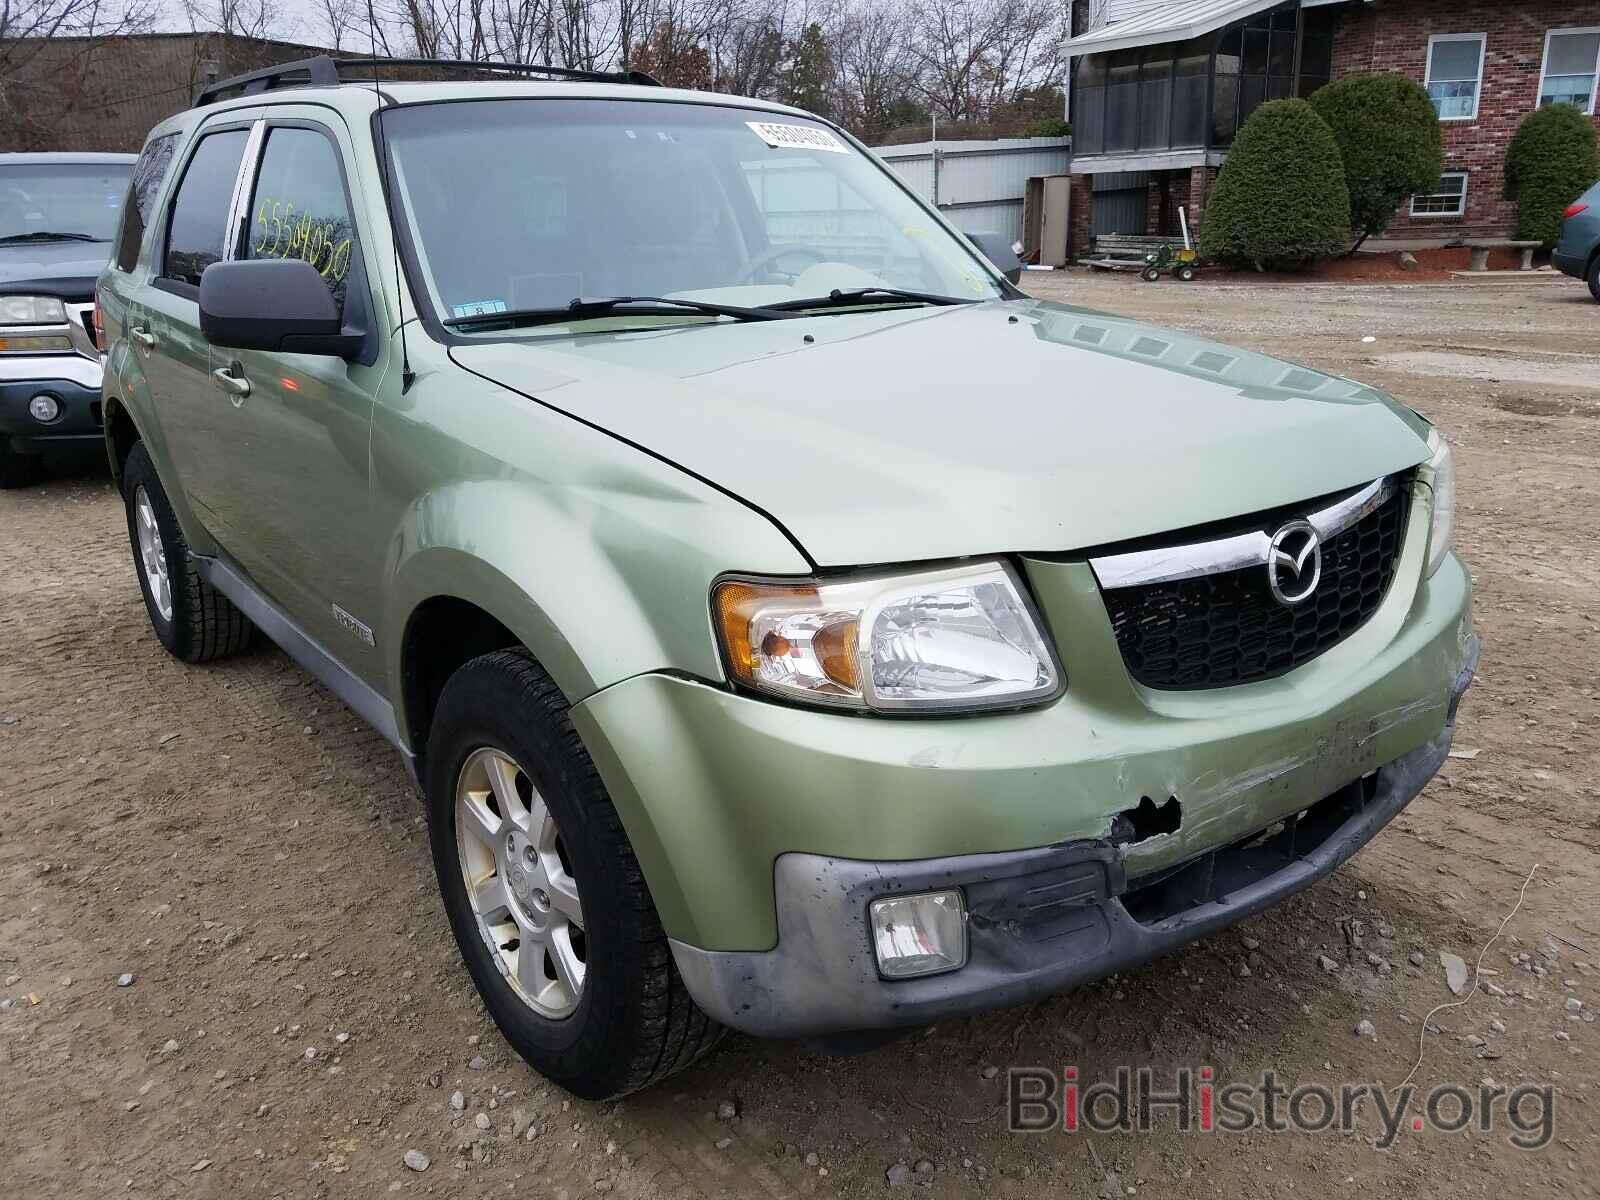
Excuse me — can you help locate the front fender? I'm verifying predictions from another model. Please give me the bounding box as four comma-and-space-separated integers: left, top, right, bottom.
373, 357, 812, 734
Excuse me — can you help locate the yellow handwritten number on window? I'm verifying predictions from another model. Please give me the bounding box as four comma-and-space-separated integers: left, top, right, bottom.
252, 194, 352, 285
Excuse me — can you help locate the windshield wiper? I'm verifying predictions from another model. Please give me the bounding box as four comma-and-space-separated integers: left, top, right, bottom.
763, 286, 977, 313
0, 231, 105, 244
443, 294, 787, 329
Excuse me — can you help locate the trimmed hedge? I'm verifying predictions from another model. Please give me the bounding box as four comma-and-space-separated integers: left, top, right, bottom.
1199, 99, 1351, 271
1504, 104, 1600, 246
1309, 73, 1442, 245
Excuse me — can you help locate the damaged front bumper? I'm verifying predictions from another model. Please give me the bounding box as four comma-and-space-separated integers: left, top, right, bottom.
574, 533, 1474, 953
669, 643, 1473, 1037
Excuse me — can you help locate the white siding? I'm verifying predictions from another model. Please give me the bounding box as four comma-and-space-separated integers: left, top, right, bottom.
871, 138, 1072, 244
1104, 0, 1183, 23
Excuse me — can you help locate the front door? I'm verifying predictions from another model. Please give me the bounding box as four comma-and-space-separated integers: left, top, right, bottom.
201, 114, 389, 681
137, 121, 256, 535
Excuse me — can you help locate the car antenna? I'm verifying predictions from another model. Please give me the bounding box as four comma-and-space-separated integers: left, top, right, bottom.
367, 5, 415, 392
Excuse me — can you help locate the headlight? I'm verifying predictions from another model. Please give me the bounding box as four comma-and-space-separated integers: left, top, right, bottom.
1424, 428, 1454, 578
713, 560, 1062, 713
0, 295, 68, 325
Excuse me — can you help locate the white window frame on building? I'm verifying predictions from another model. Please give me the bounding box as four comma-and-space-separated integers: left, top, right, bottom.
1410, 171, 1469, 218
1424, 32, 1487, 121
1538, 27, 1600, 114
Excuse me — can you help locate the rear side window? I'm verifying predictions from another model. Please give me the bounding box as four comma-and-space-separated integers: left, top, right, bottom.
243, 127, 356, 316
115, 133, 180, 272
162, 129, 249, 288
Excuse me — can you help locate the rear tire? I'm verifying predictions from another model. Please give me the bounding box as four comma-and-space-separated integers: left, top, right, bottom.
1587, 253, 1600, 303
426, 649, 723, 1100
121, 442, 254, 663
1175, 264, 1196, 282
0, 436, 43, 489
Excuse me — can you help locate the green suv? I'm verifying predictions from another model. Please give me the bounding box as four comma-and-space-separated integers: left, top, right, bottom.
99, 57, 1476, 1099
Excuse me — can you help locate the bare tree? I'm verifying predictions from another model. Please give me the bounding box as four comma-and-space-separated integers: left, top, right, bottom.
835, 0, 913, 139
179, 0, 298, 42
315, 0, 366, 49
0, 0, 161, 146
910, 0, 1065, 123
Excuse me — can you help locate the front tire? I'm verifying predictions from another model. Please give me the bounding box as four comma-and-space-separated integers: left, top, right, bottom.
1140, 265, 1161, 283
121, 442, 253, 662
0, 436, 43, 489
426, 650, 723, 1099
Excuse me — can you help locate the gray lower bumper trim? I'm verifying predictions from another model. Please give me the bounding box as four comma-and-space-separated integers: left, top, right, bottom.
672, 648, 1474, 1039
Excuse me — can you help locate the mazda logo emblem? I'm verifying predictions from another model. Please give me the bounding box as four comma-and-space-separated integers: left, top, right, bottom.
1267, 520, 1322, 606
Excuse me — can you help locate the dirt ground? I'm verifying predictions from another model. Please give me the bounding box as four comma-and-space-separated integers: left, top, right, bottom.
2, 270, 1598, 1199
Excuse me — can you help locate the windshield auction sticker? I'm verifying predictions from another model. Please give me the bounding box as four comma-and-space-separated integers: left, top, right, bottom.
746, 122, 849, 153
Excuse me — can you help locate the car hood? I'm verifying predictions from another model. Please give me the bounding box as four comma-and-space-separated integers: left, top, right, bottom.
450, 298, 1432, 567
0, 238, 112, 296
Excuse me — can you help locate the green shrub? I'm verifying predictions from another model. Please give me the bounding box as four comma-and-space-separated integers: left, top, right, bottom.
1199, 99, 1351, 270
1504, 104, 1600, 246
1022, 117, 1071, 138
1309, 73, 1442, 248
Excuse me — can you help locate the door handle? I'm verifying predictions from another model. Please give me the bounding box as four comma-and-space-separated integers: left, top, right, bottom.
129, 325, 157, 351
212, 365, 251, 400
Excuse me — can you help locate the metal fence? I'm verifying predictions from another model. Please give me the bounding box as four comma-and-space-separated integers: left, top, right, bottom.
871, 137, 1072, 245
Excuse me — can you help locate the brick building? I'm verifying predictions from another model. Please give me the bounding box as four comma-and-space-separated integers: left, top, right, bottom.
1063, 0, 1600, 255
0, 34, 339, 154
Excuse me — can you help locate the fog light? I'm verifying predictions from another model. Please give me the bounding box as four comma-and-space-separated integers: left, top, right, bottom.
28, 393, 61, 423
870, 889, 967, 979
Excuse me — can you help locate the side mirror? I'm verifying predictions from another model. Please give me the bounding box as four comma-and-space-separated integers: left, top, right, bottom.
965, 230, 1024, 284
200, 258, 362, 357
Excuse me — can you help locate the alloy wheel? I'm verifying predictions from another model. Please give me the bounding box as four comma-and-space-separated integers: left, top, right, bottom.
134, 485, 173, 623
456, 747, 587, 1018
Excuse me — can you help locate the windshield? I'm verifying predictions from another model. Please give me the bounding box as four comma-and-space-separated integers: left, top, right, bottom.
0, 161, 131, 242
382, 98, 1003, 330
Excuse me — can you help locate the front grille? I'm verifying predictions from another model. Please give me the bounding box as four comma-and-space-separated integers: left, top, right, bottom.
1101, 481, 1409, 690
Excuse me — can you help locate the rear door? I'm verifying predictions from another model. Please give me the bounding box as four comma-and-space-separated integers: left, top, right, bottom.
199, 110, 389, 680
137, 117, 258, 534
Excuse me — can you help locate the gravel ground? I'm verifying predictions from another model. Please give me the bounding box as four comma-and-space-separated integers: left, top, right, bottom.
1, 270, 1597, 1198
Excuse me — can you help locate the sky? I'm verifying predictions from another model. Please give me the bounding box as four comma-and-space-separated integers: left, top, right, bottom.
150, 0, 352, 51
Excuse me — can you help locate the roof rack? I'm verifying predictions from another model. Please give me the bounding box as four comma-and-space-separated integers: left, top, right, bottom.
194, 54, 661, 107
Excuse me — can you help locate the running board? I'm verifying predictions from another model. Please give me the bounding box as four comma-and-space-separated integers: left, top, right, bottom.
194, 554, 417, 781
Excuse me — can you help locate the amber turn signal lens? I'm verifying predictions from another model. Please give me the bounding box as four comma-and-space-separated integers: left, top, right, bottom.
713, 580, 818, 685
811, 618, 861, 691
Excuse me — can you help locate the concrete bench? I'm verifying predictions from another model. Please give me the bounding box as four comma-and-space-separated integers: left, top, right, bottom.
1463, 239, 1542, 271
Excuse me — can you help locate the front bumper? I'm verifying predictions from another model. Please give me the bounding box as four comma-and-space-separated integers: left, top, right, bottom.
0, 354, 104, 451
670, 646, 1472, 1037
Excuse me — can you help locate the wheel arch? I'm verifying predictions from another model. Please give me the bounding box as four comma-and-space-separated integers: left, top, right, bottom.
399, 593, 528, 761
387, 543, 602, 763
103, 393, 143, 485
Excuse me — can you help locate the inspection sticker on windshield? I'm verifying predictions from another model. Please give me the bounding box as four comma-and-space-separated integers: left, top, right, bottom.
746, 122, 848, 153
451, 299, 507, 318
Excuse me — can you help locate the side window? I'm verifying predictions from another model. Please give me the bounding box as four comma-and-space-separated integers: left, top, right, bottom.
163, 129, 249, 288
115, 133, 179, 272
244, 127, 356, 316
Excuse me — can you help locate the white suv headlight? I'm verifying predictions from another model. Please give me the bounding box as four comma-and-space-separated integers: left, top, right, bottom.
1424, 428, 1455, 578
714, 561, 1062, 713
0, 295, 68, 325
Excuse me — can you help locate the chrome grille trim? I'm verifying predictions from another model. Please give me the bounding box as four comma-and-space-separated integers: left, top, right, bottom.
1090, 477, 1396, 590
66, 302, 100, 359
